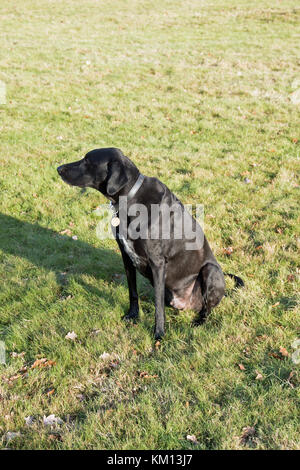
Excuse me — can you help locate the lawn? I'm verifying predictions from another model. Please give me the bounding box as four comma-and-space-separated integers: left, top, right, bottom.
0, 0, 299, 450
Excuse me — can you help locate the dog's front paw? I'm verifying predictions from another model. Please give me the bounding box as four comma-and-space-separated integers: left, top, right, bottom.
122, 309, 139, 323
154, 329, 165, 340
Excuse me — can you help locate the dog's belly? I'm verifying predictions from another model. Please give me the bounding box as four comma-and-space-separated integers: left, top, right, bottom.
170, 291, 192, 309
168, 280, 203, 311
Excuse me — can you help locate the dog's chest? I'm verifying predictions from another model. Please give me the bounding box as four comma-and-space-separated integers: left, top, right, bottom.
119, 235, 141, 268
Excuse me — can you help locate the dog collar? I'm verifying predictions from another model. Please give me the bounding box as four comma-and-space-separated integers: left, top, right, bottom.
109, 173, 145, 218
126, 173, 145, 201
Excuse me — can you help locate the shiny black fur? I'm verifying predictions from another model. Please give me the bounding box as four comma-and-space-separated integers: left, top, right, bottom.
58, 148, 243, 339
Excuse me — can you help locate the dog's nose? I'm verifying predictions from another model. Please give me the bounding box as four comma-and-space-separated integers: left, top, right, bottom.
57, 165, 66, 175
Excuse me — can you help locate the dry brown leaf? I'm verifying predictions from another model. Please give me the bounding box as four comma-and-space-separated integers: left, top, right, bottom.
11, 351, 25, 358
60, 229, 72, 236
223, 246, 234, 256
31, 358, 56, 369
238, 363, 245, 371
269, 352, 283, 360
279, 346, 289, 357
48, 433, 62, 441
3, 373, 22, 383
240, 426, 256, 445
139, 371, 158, 379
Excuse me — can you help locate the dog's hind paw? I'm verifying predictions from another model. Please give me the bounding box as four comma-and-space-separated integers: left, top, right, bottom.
192, 309, 208, 327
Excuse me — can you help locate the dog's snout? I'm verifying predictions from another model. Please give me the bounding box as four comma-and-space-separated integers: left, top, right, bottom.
57, 165, 66, 175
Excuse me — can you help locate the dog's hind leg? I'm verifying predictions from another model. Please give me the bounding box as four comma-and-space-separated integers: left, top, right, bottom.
194, 263, 225, 325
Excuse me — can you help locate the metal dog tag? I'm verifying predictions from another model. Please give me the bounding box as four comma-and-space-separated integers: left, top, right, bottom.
111, 216, 120, 227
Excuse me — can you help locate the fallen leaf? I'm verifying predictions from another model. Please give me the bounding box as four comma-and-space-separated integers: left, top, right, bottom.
238, 363, 246, 371
287, 371, 297, 387
223, 246, 234, 256
155, 340, 161, 350
3, 373, 22, 383
43, 414, 63, 426
139, 371, 158, 379
76, 393, 86, 402
100, 352, 111, 360
65, 331, 77, 341
48, 433, 62, 441
279, 346, 288, 357
60, 229, 72, 236
5, 431, 22, 442
25, 416, 34, 426
255, 371, 263, 380
269, 352, 283, 360
271, 302, 280, 308
31, 357, 47, 368
287, 274, 295, 282
240, 426, 256, 445
291, 339, 300, 349
291, 349, 300, 365
31, 358, 56, 369
90, 329, 101, 336
243, 347, 250, 357
11, 351, 25, 358
186, 434, 199, 445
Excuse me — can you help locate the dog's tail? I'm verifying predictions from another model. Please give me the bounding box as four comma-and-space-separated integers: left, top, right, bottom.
224, 272, 245, 289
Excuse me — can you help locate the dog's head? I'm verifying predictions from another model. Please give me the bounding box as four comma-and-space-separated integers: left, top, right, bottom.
57, 148, 138, 198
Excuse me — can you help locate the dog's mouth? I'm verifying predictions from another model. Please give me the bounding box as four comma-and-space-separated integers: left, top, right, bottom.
57, 172, 72, 186
59, 174, 86, 188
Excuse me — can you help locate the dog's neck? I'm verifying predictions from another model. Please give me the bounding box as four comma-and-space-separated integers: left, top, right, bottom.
109, 171, 144, 206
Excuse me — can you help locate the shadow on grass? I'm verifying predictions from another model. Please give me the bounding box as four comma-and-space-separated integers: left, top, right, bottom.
0, 212, 124, 314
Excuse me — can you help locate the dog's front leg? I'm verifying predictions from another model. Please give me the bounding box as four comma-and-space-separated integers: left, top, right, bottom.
149, 259, 166, 339
117, 240, 139, 321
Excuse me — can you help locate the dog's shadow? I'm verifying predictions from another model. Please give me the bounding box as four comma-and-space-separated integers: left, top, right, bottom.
0, 213, 126, 318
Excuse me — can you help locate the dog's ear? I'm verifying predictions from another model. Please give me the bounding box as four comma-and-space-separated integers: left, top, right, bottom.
106, 159, 129, 196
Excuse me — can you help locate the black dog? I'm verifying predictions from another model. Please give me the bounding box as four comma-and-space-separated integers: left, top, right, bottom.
57, 148, 243, 339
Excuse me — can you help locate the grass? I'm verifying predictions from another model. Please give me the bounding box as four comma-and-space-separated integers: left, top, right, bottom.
0, 0, 299, 450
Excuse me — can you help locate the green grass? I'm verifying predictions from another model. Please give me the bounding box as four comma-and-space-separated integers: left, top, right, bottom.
0, 0, 299, 450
